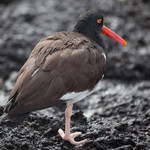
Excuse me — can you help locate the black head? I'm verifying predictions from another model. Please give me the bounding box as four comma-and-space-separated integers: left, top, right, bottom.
73, 10, 104, 48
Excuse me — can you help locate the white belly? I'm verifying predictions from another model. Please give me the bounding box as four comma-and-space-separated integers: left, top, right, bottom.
60, 75, 104, 104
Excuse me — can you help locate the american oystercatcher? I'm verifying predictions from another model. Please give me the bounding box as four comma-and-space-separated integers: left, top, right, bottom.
5, 10, 126, 145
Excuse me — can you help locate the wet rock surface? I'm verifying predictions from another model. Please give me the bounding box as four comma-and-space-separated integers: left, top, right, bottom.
0, 80, 150, 150
0, 0, 150, 150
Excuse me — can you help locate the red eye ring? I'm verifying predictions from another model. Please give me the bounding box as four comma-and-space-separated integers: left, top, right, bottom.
97, 18, 102, 24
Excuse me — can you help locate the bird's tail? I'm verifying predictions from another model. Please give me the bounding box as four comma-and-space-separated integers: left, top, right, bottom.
4, 94, 29, 123
7, 112, 29, 123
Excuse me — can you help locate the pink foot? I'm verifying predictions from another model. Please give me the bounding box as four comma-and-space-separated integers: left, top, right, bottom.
58, 128, 87, 145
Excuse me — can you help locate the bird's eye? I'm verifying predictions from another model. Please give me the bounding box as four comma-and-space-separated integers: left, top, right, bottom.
97, 18, 102, 24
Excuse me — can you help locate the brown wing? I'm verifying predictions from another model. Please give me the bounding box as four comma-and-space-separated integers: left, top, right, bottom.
6, 31, 106, 119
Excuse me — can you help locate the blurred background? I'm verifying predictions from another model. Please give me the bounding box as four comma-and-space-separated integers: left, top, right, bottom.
0, 0, 150, 107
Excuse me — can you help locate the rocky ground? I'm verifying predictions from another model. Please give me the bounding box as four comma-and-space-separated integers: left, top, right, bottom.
0, 0, 150, 150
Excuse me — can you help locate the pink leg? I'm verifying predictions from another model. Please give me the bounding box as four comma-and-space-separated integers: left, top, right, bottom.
58, 104, 87, 145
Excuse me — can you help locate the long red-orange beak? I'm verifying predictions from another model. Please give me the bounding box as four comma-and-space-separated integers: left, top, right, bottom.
102, 25, 127, 46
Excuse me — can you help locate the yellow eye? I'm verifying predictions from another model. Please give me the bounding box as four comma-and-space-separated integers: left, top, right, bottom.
97, 18, 102, 24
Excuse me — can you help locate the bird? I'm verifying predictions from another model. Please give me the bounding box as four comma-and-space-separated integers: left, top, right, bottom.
5, 10, 126, 145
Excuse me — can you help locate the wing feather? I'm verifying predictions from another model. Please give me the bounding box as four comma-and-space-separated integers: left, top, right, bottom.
7, 31, 106, 117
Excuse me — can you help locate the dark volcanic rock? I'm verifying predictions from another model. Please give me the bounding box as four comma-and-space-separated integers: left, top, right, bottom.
0, 80, 150, 150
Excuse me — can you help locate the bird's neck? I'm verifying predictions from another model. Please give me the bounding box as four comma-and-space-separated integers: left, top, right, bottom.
73, 26, 105, 49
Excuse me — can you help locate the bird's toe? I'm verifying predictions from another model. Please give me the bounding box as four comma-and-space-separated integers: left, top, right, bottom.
58, 128, 65, 139
58, 129, 87, 145
70, 132, 82, 138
